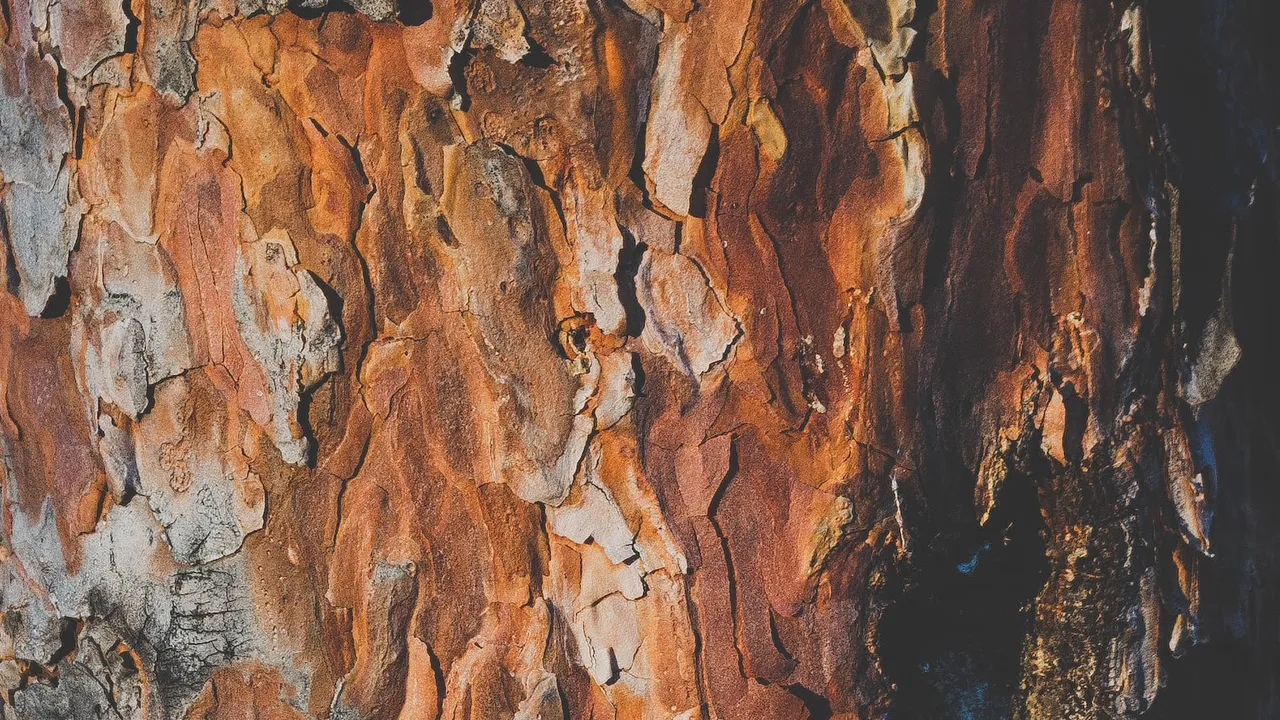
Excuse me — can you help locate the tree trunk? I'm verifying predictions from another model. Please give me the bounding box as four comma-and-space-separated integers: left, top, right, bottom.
1, 0, 1276, 717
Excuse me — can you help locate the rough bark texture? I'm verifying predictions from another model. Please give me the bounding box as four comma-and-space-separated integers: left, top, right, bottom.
1, 0, 1277, 717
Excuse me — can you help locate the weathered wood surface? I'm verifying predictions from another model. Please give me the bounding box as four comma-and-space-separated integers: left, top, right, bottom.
0, 0, 1277, 717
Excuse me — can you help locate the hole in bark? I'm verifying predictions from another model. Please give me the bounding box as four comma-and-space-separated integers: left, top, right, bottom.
629, 119, 655, 209
878, 468, 1048, 719
615, 228, 647, 337
39, 277, 72, 319
48, 617, 83, 665
520, 35, 556, 69
2, 215, 20, 297
630, 352, 646, 397
436, 215, 457, 246
73, 107, 87, 159
116, 645, 139, 672
428, 643, 447, 718
122, 0, 140, 54
688, 125, 721, 218
446, 44, 474, 111
398, 0, 431, 25
785, 683, 833, 720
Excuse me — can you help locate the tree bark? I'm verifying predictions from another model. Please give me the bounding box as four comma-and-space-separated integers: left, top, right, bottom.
0, 0, 1277, 717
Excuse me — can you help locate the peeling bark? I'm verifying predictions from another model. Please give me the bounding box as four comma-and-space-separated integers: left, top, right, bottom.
1, 0, 1278, 717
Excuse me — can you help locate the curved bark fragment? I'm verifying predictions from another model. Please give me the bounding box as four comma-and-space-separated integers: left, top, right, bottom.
1, 0, 1278, 718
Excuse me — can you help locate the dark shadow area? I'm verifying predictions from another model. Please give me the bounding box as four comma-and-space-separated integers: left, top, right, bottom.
1, 213, 19, 297
520, 35, 556, 69
614, 228, 647, 338
398, 0, 431, 25
1144, 1, 1280, 718
878, 470, 1048, 719
446, 43, 474, 111
39, 277, 71, 319
786, 683, 833, 720
1146, 642, 1262, 719
687, 125, 720, 219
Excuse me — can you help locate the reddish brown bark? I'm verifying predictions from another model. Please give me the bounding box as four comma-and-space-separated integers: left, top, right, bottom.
1, 0, 1277, 717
